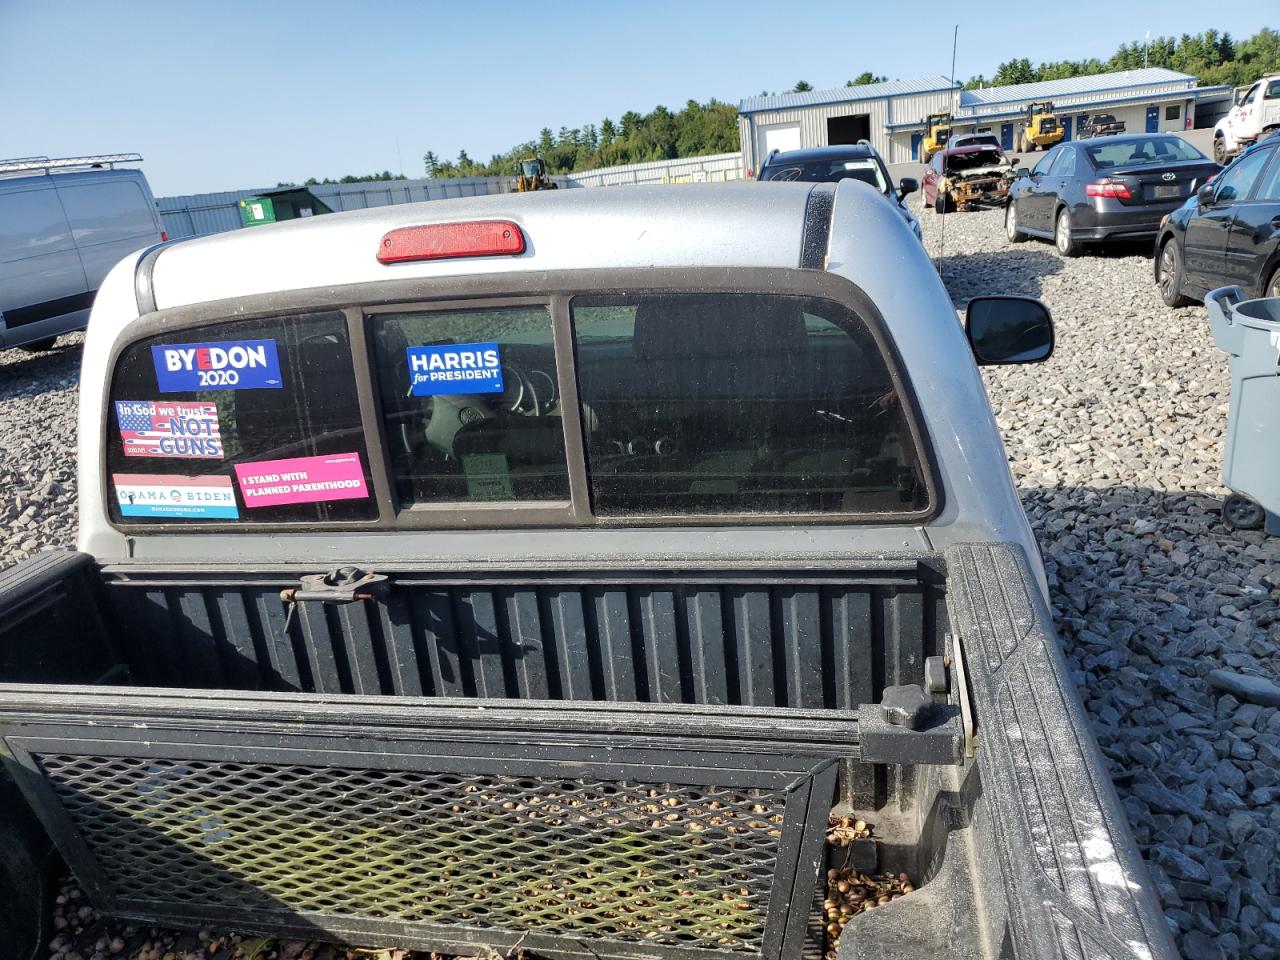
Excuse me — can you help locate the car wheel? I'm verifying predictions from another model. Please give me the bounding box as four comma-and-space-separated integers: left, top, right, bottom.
1157, 239, 1193, 307
1005, 201, 1027, 242
17, 337, 58, 353
1054, 207, 1078, 257
1265, 265, 1280, 298
1223, 493, 1266, 531
1213, 136, 1228, 165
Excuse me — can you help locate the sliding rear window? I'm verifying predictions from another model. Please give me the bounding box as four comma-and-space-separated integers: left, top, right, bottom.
570, 293, 929, 517
105, 311, 376, 524
369, 305, 570, 507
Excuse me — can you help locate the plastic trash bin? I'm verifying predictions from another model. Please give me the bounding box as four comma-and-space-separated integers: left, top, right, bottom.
1205, 286, 1280, 535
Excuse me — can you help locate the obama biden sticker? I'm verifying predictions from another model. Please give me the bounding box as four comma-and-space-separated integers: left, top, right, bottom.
406, 342, 504, 396
152, 339, 283, 392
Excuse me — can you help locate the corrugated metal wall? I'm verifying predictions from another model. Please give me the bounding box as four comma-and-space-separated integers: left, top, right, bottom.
158, 175, 519, 240
739, 78, 1204, 165
158, 154, 746, 241
568, 152, 742, 187
962, 79, 1195, 119
740, 90, 958, 168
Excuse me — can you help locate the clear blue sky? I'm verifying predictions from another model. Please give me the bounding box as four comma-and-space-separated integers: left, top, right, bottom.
2, 0, 1274, 196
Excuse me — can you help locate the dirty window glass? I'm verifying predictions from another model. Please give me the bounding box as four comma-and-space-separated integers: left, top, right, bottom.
1253, 149, 1280, 201
760, 158, 888, 193
370, 306, 569, 507
1214, 147, 1272, 203
1049, 149, 1077, 177
570, 294, 929, 517
1086, 137, 1204, 169
1032, 148, 1059, 176
106, 312, 376, 525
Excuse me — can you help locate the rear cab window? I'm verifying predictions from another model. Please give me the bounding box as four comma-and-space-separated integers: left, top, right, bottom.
106, 285, 934, 529
107, 312, 376, 524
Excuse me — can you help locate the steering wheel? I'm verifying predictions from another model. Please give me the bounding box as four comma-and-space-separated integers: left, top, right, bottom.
501, 362, 540, 415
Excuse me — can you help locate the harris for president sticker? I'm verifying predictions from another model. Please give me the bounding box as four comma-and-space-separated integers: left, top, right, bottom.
407, 342, 503, 396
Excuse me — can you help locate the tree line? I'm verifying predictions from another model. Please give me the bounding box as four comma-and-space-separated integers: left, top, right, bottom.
292, 26, 1278, 184
964, 27, 1278, 90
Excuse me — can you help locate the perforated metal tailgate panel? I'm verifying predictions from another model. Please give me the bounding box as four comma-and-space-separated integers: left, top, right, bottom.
0, 690, 847, 960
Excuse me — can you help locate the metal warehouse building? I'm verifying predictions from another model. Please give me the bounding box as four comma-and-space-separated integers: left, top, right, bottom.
738, 67, 1227, 171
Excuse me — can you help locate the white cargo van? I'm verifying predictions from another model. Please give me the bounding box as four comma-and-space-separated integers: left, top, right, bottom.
0, 154, 165, 352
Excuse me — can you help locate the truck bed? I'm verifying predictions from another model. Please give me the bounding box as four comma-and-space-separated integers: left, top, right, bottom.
0, 545, 1175, 960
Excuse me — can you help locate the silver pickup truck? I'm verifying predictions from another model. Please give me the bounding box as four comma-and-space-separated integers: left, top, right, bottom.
0, 181, 1174, 960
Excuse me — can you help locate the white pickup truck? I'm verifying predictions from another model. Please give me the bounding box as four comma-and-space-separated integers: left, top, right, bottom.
1213, 76, 1280, 163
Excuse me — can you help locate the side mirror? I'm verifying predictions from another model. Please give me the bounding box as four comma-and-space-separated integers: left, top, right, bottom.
898, 177, 919, 199
965, 296, 1054, 365
1197, 182, 1217, 206
1009, 157, 1021, 167
1015, 166, 1030, 179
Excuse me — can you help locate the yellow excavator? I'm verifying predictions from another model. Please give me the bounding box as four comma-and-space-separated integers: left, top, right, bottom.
1016, 102, 1064, 152
921, 113, 953, 163
515, 157, 558, 192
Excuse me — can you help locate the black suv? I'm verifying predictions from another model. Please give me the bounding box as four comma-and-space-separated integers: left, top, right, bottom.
757, 143, 922, 241
1155, 136, 1280, 306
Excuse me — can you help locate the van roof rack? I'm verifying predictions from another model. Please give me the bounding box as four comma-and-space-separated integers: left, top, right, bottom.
0, 153, 143, 178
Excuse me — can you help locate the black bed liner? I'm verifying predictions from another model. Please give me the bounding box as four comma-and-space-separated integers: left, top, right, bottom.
0, 544, 1176, 960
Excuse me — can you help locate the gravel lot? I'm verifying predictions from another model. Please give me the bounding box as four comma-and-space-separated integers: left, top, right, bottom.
3, 208, 1279, 959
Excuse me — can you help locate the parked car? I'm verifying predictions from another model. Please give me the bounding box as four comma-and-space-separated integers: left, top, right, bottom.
758, 143, 921, 240
922, 143, 1016, 212
0, 154, 165, 352
1078, 114, 1126, 139
947, 132, 1001, 151
1155, 136, 1280, 306
1213, 75, 1280, 164
0, 182, 1175, 960
1005, 134, 1220, 256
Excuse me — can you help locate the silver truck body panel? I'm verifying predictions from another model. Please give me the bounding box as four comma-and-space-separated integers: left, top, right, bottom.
77, 181, 1043, 593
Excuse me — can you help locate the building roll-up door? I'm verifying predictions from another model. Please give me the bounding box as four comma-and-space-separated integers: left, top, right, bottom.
761, 123, 802, 158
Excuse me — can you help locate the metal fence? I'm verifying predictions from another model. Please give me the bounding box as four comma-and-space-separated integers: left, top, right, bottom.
157, 154, 746, 240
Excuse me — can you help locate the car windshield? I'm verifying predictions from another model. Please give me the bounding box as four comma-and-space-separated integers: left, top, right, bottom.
954, 135, 999, 149
946, 148, 1005, 172
1086, 137, 1205, 168
761, 157, 889, 193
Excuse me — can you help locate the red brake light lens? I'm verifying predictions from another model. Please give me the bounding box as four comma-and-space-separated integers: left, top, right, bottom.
377, 220, 525, 264
1085, 179, 1132, 199
160, 231, 168, 242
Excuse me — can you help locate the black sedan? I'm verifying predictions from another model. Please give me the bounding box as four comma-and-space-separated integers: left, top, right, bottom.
1005, 134, 1220, 256
1155, 135, 1280, 306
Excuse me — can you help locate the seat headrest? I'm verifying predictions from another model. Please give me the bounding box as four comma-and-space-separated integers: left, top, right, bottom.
632, 296, 807, 359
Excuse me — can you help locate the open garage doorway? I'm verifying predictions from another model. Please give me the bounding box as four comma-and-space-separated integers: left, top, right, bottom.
827, 114, 871, 144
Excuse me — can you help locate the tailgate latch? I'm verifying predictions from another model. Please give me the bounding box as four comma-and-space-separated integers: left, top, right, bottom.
283, 566, 389, 604
279, 567, 390, 635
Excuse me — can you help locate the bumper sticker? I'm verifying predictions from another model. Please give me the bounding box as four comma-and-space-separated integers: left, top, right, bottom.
235, 452, 369, 508
407, 342, 503, 396
152, 339, 282, 392
115, 400, 223, 458
114, 474, 239, 519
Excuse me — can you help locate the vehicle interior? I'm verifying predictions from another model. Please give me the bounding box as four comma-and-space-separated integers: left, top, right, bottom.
760, 157, 890, 193
376, 294, 927, 516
